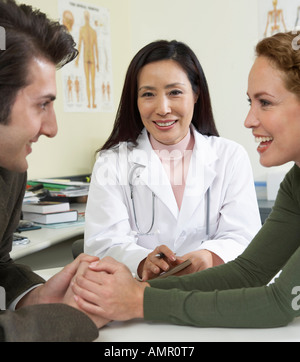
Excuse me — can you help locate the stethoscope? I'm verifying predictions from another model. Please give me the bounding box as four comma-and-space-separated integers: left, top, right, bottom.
128, 164, 210, 238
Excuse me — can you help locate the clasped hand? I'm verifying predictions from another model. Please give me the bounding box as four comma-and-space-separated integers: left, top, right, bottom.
64, 257, 149, 327
17, 253, 111, 328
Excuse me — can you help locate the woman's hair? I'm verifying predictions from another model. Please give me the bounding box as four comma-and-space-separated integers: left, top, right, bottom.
256, 31, 300, 98
0, 0, 78, 124
101, 40, 218, 151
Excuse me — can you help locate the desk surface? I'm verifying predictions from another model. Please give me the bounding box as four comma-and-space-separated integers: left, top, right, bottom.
95, 318, 300, 343
35, 268, 300, 343
11, 203, 85, 260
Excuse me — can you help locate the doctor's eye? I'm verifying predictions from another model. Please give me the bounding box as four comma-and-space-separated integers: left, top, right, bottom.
140, 92, 155, 98
169, 89, 183, 96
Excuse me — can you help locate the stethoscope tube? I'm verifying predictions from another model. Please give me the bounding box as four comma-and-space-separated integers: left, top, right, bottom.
129, 164, 156, 235
129, 164, 210, 239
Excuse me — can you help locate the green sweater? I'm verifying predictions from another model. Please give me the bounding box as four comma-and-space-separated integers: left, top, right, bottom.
144, 164, 300, 328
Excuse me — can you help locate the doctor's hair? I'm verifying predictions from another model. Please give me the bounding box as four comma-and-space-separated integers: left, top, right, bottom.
0, 0, 78, 125
256, 31, 300, 99
100, 40, 219, 151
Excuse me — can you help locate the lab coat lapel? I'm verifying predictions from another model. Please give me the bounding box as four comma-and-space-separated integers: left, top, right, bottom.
129, 129, 179, 220
177, 131, 218, 233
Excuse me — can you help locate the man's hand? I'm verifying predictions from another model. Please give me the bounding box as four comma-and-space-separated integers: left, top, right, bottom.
17, 254, 99, 308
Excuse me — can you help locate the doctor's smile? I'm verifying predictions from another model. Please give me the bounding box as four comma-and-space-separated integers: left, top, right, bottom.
152, 120, 178, 130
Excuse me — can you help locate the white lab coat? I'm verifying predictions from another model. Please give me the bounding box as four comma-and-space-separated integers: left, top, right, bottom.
85, 127, 261, 274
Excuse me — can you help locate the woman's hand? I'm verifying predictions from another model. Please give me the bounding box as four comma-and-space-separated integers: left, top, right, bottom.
173, 250, 224, 276
137, 245, 177, 281
70, 257, 149, 322
63, 261, 111, 329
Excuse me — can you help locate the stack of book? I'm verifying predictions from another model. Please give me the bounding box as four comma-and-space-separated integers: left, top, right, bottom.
22, 201, 78, 225
27, 178, 90, 199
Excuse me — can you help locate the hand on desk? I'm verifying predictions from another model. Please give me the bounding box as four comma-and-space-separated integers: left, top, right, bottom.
174, 250, 224, 276
69, 257, 149, 324
63, 261, 111, 329
16, 253, 99, 309
137, 245, 177, 281
137, 245, 224, 281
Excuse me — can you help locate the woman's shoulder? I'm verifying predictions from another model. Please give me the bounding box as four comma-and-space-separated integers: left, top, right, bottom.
281, 164, 300, 200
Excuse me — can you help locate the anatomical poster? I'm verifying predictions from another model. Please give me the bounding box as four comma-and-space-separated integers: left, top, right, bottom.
258, 0, 300, 39
58, 0, 113, 113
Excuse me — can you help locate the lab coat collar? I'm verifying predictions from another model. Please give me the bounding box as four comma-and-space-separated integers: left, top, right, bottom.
129, 129, 179, 218
130, 126, 218, 165
127, 127, 219, 221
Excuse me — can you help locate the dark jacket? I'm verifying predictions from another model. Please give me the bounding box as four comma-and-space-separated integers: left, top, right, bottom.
0, 168, 98, 342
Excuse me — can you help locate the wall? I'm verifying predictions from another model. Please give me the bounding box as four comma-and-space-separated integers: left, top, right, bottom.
24, 0, 292, 181
25, 0, 132, 179
130, 0, 293, 181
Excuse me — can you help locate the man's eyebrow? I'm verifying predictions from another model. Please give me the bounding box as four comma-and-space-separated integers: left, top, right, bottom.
38, 94, 56, 101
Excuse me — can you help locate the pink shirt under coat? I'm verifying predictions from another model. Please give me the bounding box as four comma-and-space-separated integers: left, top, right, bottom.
149, 129, 195, 210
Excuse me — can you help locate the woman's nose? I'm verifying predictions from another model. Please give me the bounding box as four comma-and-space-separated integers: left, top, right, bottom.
156, 96, 171, 116
244, 108, 260, 129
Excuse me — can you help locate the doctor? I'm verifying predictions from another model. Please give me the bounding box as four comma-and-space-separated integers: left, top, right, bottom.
84, 40, 261, 281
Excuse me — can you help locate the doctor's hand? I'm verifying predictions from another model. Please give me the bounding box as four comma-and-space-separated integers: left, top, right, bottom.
174, 250, 224, 276
137, 245, 177, 281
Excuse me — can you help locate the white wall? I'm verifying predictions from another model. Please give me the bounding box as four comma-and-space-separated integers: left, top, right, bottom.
23, 0, 291, 181
130, 0, 290, 181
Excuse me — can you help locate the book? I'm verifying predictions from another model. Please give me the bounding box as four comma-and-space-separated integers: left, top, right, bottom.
27, 179, 89, 198
22, 201, 70, 213
22, 210, 78, 225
